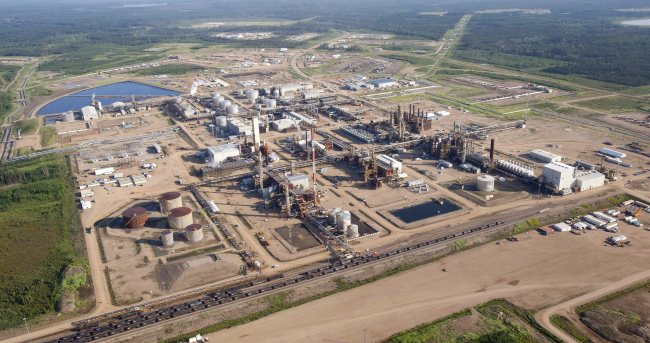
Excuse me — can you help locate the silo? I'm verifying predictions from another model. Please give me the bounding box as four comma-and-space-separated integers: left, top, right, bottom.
168, 207, 193, 229
160, 192, 183, 212
215, 116, 228, 128
476, 175, 495, 192
185, 224, 204, 243
347, 224, 359, 239
226, 104, 239, 114
336, 211, 352, 234
266, 99, 276, 108
122, 207, 148, 229
246, 89, 259, 102
161, 229, 174, 247
328, 208, 341, 225
219, 100, 231, 110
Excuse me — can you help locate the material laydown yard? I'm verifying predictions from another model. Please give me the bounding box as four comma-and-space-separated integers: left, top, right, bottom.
207, 227, 650, 343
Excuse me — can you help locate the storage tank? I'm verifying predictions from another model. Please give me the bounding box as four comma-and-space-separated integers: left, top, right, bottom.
219, 100, 231, 110
168, 207, 193, 229
476, 175, 495, 192
63, 111, 75, 122
336, 210, 352, 233
122, 206, 148, 229
160, 192, 183, 212
185, 224, 204, 243
212, 95, 224, 104
214, 115, 228, 128
328, 208, 341, 225
226, 104, 239, 114
347, 224, 359, 239
246, 89, 259, 101
161, 229, 174, 247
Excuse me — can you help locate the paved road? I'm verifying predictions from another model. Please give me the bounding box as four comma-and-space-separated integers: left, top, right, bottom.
535, 268, 650, 343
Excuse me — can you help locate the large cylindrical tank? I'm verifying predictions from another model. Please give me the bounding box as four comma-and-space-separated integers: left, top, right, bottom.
160, 192, 183, 212
246, 89, 259, 101
168, 207, 193, 229
215, 116, 228, 128
219, 100, 231, 110
476, 175, 495, 192
185, 224, 204, 243
122, 207, 148, 229
347, 224, 359, 238
328, 208, 341, 225
161, 229, 174, 247
213, 95, 224, 104
63, 111, 75, 122
226, 104, 239, 114
336, 210, 352, 233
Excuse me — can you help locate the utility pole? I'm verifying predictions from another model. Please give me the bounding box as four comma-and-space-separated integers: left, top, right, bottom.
23, 318, 32, 343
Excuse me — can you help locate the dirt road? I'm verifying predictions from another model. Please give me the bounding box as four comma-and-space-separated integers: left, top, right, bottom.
207, 227, 650, 343
536, 268, 650, 343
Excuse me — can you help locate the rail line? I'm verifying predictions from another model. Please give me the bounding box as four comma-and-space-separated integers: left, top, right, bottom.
45, 219, 506, 343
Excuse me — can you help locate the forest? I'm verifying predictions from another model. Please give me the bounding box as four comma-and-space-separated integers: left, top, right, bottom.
456, 11, 650, 86
0, 155, 87, 329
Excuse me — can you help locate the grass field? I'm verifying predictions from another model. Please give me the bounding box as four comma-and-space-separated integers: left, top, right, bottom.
14, 118, 39, 135
0, 155, 87, 329
0, 64, 21, 87
39, 126, 57, 146
381, 53, 433, 67
550, 315, 593, 343
573, 96, 650, 114
135, 63, 205, 76
386, 299, 561, 343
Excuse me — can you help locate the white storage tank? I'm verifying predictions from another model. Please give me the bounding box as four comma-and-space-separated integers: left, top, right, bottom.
161, 229, 174, 247
336, 211, 352, 234
168, 207, 193, 230
215, 116, 228, 128
63, 111, 75, 122
219, 100, 231, 110
185, 224, 204, 243
347, 224, 359, 238
246, 89, 259, 101
226, 104, 239, 114
328, 208, 341, 225
160, 192, 183, 212
476, 175, 495, 192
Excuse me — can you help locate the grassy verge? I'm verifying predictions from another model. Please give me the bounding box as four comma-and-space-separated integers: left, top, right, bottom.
576, 279, 650, 315
385, 309, 472, 342
573, 95, 650, 114
550, 315, 593, 343
14, 118, 39, 135
39, 126, 57, 146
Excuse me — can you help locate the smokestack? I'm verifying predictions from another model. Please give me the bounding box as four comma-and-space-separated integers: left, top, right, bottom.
490, 138, 495, 162
311, 128, 317, 207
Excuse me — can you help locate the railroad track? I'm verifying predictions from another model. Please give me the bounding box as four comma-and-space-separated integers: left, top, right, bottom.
45, 219, 510, 343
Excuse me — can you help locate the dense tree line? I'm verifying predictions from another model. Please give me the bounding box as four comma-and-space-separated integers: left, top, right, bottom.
456, 12, 650, 86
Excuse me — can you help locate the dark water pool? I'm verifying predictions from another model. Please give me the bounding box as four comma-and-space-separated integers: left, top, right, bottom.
37, 81, 179, 115
390, 198, 461, 223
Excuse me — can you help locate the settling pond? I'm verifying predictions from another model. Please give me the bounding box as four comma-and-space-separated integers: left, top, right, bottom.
390, 198, 461, 223
37, 81, 180, 116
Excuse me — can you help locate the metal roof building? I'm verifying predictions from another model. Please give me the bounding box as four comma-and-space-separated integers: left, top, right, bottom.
530, 149, 562, 163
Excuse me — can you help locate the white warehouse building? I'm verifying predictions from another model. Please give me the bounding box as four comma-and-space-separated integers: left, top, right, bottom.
376, 154, 403, 174
81, 106, 99, 121
542, 162, 605, 193
529, 149, 562, 163
207, 143, 240, 167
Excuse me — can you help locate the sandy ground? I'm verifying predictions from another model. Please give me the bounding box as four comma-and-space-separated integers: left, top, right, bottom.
208, 225, 650, 343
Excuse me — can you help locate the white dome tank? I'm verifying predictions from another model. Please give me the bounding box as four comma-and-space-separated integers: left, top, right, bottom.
476, 175, 495, 192
336, 211, 352, 234
215, 116, 228, 127
226, 104, 239, 114
347, 224, 359, 238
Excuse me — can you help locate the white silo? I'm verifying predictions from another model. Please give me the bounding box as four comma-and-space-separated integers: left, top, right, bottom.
246, 89, 259, 102
185, 224, 204, 243
476, 175, 495, 192
168, 207, 193, 230
215, 116, 228, 128
161, 229, 174, 247
336, 211, 352, 234
219, 100, 231, 110
226, 104, 239, 114
347, 224, 359, 238
328, 208, 341, 225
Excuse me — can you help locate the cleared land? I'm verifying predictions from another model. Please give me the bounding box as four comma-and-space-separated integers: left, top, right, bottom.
207, 226, 650, 343
573, 95, 650, 114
